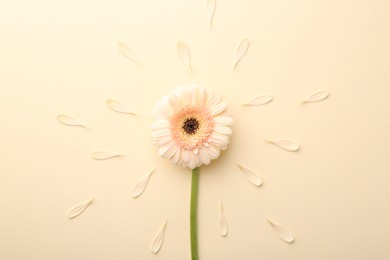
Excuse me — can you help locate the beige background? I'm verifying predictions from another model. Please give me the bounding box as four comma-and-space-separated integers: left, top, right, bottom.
1, 0, 390, 259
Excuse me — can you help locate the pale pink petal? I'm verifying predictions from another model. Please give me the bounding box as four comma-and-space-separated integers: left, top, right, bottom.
210, 132, 229, 146
198, 147, 211, 165
157, 136, 173, 146
207, 94, 222, 108
151, 119, 170, 130
210, 102, 227, 116
157, 97, 173, 118
196, 86, 207, 107
188, 152, 197, 169
158, 143, 173, 157
214, 125, 232, 135
213, 116, 234, 125
152, 128, 170, 139
182, 149, 192, 163
171, 149, 181, 164
205, 145, 220, 159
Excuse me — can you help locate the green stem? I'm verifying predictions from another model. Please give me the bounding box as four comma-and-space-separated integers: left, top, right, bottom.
190, 167, 200, 260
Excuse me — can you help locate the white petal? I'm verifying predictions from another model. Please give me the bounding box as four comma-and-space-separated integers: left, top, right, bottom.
168, 92, 181, 108
190, 85, 198, 106
157, 97, 173, 119
207, 94, 222, 108
196, 86, 208, 107
117, 41, 141, 66
237, 164, 263, 186
152, 128, 170, 139
205, 145, 220, 159
150, 221, 167, 254
242, 94, 273, 106
131, 169, 154, 198
187, 152, 197, 169
267, 219, 295, 243
198, 147, 211, 165
301, 91, 329, 104
233, 38, 249, 69
57, 114, 86, 128
194, 153, 201, 168
193, 148, 199, 154
67, 198, 94, 219
151, 120, 170, 130
265, 139, 300, 152
210, 102, 227, 116
210, 132, 229, 146
182, 149, 192, 163
157, 136, 173, 146
214, 116, 234, 125
207, 0, 216, 30
106, 99, 136, 114
91, 151, 121, 160
158, 143, 174, 157
177, 41, 191, 72
219, 202, 228, 237
171, 149, 181, 165
214, 125, 232, 135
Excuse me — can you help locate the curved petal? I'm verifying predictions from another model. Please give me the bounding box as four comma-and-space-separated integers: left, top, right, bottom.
214, 116, 234, 125
205, 145, 220, 159
214, 125, 232, 135
210, 132, 230, 146
182, 149, 192, 163
152, 128, 171, 139
210, 102, 227, 116
198, 147, 211, 165
151, 119, 170, 130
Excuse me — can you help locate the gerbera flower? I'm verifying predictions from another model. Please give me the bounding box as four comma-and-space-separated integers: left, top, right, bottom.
151, 84, 233, 169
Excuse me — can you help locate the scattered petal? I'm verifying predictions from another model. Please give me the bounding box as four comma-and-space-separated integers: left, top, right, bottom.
233, 38, 249, 69
301, 91, 329, 104
67, 198, 94, 219
265, 139, 300, 152
117, 41, 141, 66
237, 163, 262, 186
177, 41, 191, 72
267, 218, 295, 243
132, 169, 155, 198
57, 114, 85, 128
207, 0, 216, 30
219, 202, 228, 237
106, 99, 136, 115
150, 221, 167, 254
242, 94, 273, 106
91, 151, 121, 160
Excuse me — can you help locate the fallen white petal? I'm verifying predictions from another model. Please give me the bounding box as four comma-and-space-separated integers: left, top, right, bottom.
265, 139, 300, 152
267, 218, 295, 243
177, 41, 191, 72
106, 99, 135, 115
91, 151, 121, 160
219, 202, 228, 237
117, 41, 141, 66
242, 94, 273, 106
301, 91, 329, 104
132, 169, 155, 198
207, 0, 216, 30
67, 198, 94, 219
150, 221, 167, 254
233, 38, 249, 69
237, 163, 262, 186
57, 114, 85, 128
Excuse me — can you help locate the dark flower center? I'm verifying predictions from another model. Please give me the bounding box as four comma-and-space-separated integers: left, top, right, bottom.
182, 118, 199, 135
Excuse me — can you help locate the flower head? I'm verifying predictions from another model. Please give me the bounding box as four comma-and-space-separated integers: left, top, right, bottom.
152, 85, 233, 169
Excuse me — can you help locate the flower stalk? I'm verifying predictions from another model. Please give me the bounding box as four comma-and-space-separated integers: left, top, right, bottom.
190, 167, 200, 260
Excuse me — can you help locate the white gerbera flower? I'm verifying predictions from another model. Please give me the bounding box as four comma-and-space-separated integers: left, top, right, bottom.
151, 85, 233, 169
